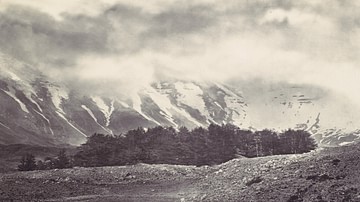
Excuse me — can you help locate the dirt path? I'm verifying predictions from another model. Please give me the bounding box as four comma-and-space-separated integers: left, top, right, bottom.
45, 179, 200, 202
0, 164, 208, 202
46, 180, 198, 202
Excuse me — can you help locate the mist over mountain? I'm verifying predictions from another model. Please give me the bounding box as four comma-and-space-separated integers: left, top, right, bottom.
1, 1, 360, 146
0, 52, 359, 147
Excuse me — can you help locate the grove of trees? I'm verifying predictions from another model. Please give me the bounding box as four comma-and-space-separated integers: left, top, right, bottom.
73, 124, 317, 167
18, 124, 317, 171
18, 149, 72, 171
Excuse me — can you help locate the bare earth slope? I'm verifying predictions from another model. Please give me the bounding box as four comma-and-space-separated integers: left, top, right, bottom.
0, 145, 359, 202
191, 145, 360, 202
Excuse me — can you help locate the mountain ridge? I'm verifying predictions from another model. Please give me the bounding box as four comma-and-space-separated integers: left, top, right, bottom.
1, 54, 360, 146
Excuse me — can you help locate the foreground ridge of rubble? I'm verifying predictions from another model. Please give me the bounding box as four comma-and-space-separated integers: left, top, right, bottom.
1, 145, 360, 202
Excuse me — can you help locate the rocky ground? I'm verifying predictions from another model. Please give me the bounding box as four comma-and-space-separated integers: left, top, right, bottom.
0, 144, 359, 202
190, 146, 360, 201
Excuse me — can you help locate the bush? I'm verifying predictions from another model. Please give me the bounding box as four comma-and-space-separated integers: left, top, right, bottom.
18, 153, 37, 171
55, 149, 71, 169
18, 149, 73, 171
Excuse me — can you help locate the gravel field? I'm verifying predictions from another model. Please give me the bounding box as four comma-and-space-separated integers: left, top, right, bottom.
1, 145, 359, 201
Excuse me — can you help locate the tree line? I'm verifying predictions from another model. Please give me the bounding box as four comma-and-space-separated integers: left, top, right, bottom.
18, 149, 72, 171
74, 124, 317, 167
18, 124, 317, 171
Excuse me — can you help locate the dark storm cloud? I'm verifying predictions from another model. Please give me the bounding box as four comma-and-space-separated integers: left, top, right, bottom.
0, 2, 222, 66
3, 0, 359, 67
1, 0, 360, 107
0, 6, 111, 66
104, 3, 146, 18
1, 0, 360, 86
150, 5, 217, 35
1, 0, 358, 67
0, 0, 310, 68
102, 2, 221, 53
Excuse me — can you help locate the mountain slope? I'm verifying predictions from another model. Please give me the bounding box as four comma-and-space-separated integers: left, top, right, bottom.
1, 54, 360, 146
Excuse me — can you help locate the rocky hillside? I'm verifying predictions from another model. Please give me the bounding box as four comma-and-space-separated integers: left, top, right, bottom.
191, 145, 360, 201
0, 143, 359, 201
1, 53, 360, 146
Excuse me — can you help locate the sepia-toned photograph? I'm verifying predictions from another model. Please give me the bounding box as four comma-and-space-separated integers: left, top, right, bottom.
0, 0, 359, 201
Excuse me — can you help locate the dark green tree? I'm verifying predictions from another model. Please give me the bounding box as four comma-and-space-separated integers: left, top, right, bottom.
279, 129, 317, 154
235, 129, 256, 157
36, 160, 47, 170
18, 153, 37, 171
258, 129, 280, 156
74, 133, 114, 167
56, 149, 71, 169
189, 127, 210, 166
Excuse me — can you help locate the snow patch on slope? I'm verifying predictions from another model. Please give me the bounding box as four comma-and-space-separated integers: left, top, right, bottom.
81, 105, 97, 122
1, 86, 29, 113
5, 71, 22, 82
339, 141, 354, 146
131, 93, 161, 126
0, 121, 11, 130
56, 111, 87, 137
174, 82, 214, 123
144, 86, 204, 128
81, 104, 113, 134
214, 102, 224, 110
143, 88, 178, 127
174, 82, 205, 109
1, 64, 37, 97
118, 100, 130, 108
48, 85, 68, 114
215, 83, 243, 98
91, 96, 114, 127
22, 92, 55, 135
29, 97, 43, 112
33, 110, 54, 135
216, 83, 248, 126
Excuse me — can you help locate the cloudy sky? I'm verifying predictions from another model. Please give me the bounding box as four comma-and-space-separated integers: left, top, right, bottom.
0, 0, 360, 101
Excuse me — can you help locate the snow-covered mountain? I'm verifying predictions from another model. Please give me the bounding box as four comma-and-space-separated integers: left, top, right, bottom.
1, 54, 360, 146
